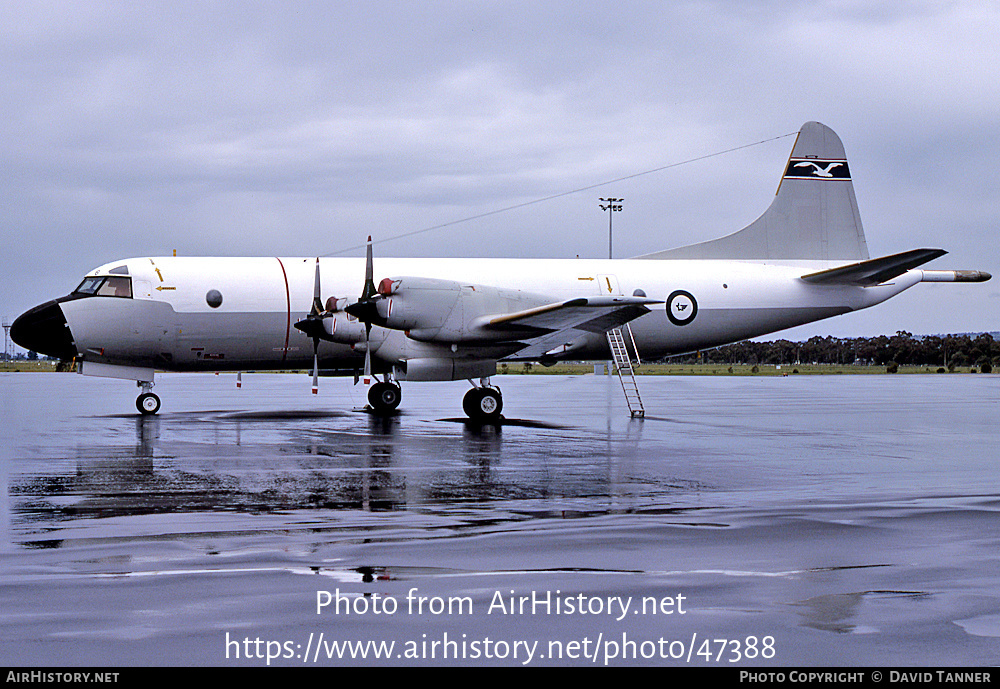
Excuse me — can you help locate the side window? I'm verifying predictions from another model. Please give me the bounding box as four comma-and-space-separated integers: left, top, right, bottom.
96, 276, 133, 298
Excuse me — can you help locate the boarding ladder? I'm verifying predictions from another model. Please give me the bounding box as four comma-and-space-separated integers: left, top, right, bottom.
606, 325, 645, 417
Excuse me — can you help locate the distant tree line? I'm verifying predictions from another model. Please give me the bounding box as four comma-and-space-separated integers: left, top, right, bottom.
670, 332, 998, 372
2, 351, 38, 361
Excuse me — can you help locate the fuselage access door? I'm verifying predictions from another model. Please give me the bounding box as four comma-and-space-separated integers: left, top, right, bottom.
597, 274, 621, 296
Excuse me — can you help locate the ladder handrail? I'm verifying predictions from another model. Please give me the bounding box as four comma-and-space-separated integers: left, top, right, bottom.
625, 323, 641, 367
606, 327, 645, 417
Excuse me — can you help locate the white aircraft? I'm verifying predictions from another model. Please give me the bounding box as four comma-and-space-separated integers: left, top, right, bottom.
11, 122, 990, 421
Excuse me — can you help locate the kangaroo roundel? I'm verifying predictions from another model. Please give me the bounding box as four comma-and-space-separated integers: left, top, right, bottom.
666, 290, 698, 326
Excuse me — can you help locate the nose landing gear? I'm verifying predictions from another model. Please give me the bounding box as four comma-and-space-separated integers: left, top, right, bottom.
136, 381, 160, 415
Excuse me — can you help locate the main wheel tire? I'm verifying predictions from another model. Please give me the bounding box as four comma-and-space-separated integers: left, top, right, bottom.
463, 387, 502, 422
136, 392, 161, 415
368, 382, 402, 414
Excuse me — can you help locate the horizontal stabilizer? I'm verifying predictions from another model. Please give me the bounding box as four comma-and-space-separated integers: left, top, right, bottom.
800, 248, 947, 286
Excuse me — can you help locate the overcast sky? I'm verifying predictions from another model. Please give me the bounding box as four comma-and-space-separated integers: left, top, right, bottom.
3, 0, 997, 348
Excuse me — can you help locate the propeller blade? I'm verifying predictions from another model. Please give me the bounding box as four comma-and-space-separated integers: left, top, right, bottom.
312, 340, 319, 395
343, 236, 385, 324
361, 236, 377, 301
311, 257, 323, 315
363, 323, 372, 385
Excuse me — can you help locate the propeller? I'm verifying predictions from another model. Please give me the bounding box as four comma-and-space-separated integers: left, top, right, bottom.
293, 257, 331, 395
344, 236, 380, 386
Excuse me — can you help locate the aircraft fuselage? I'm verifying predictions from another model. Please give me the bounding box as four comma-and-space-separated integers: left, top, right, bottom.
53, 254, 916, 375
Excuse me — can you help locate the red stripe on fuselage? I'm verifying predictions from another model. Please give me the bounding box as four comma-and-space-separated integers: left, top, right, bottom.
275, 257, 291, 362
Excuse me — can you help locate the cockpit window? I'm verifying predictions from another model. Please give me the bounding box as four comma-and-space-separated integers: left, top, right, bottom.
73, 276, 132, 298
74, 277, 104, 295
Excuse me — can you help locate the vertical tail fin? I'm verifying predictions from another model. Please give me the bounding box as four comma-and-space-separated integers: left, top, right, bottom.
639, 122, 869, 261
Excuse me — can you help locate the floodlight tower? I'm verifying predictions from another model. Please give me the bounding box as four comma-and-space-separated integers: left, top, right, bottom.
599, 197, 623, 259
2, 318, 10, 364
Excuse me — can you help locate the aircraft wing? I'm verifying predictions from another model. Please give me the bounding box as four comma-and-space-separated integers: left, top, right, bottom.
480, 295, 659, 334
477, 295, 659, 360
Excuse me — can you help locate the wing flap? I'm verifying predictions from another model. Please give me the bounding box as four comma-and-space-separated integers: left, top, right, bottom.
479, 295, 660, 334
478, 296, 660, 361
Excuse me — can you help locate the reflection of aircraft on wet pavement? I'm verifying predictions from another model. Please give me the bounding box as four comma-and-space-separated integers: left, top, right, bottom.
12, 123, 989, 421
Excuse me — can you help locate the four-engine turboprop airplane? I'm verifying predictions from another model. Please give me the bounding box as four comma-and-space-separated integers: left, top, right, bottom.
11, 122, 991, 420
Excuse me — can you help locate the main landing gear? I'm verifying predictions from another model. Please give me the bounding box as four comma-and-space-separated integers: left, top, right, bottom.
365, 377, 503, 422
136, 381, 160, 415
462, 383, 503, 423
368, 380, 402, 415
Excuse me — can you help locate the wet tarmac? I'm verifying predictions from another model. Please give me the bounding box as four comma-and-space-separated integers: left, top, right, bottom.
1, 371, 998, 666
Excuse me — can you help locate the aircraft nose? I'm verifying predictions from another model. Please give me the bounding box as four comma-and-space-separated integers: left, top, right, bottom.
10, 300, 77, 360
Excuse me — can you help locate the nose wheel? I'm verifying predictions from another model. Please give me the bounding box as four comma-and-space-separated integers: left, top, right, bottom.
135, 380, 160, 415
463, 386, 502, 422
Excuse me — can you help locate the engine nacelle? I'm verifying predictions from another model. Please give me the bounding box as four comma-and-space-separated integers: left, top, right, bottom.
375, 277, 461, 334
396, 357, 497, 382
322, 314, 368, 345
375, 276, 547, 343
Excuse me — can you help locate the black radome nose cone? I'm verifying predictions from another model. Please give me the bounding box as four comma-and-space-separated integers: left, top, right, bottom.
10, 301, 77, 360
